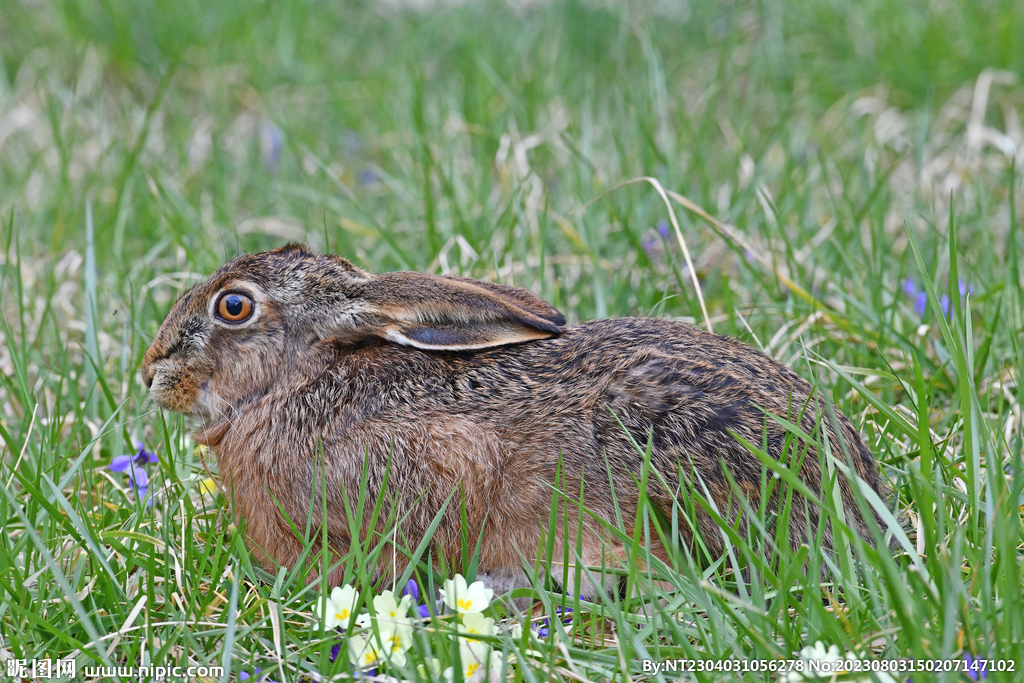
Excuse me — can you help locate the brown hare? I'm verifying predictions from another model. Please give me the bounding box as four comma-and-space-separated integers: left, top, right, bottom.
142, 244, 888, 596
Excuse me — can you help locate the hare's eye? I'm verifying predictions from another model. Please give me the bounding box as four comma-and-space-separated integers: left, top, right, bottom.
216, 293, 254, 323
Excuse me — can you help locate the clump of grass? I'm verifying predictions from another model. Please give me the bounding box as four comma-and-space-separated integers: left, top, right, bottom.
1, 0, 1023, 680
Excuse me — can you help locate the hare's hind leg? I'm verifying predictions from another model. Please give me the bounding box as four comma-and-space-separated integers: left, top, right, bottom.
544, 530, 630, 602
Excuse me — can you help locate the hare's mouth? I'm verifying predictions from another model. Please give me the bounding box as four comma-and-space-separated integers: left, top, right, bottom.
147, 366, 219, 422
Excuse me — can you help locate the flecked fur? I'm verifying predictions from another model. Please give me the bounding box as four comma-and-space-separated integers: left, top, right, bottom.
143, 245, 889, 596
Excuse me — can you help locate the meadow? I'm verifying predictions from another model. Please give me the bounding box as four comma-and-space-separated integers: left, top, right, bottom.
0, 0, 1022, 680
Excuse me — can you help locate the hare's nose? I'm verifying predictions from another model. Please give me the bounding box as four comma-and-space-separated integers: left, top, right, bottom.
141, 341, 169, 388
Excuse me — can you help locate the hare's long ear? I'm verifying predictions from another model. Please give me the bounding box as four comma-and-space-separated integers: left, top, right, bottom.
358, 272, 565, 350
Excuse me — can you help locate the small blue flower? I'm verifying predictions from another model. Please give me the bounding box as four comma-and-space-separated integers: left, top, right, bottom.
108, 456, 133, 473
260, 123, 283, 170
109, 442, 158, 471
914, 292, 928, 316
903, 277, 973, 319
402, 578, 432, 618
657, 220, 670, 239
131, 467, 149, 490
963, 653, 988, 680
358, 169, 378, 186
109, 442, 157, 507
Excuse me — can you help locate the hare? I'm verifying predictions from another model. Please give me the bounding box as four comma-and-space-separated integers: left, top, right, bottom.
143, 244, 888, 597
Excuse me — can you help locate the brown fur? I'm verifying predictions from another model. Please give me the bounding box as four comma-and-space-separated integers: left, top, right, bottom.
142, 244, 889, 595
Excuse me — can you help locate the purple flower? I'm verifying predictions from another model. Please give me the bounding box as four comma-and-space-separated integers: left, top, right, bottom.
330, 641, 341, 663
358, 169, 378, 186
403, 578, 432, 618
109, 442, 158, 471
533, 600, 577, 638
239, 669, 277, 682
914, 292, 928, 316
130, 467, 150, 489
963, 653, 987, 680
657, 220, 670, 239
903, 277, 974, 319
109, 442, 157, 507
260, 123, 283, 170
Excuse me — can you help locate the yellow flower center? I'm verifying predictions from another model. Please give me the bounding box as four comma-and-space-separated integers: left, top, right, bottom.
457, 598, 473, 610
336, 608, 350, 621
466, 662, 480, 677
390, 635, 403, 651
363, 652, 375, 665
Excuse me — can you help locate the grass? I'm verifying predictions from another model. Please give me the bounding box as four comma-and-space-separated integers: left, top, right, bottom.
0, 0, 1022, 680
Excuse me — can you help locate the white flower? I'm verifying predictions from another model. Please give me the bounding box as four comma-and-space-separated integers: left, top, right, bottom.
378, 620, 415, 668
417, 658, 442, 679
318, 584, 360, 630
440, 575, 494, 614
483, 650, 504, 682
374, 589, 412, 623
352, 592, 415, 668
780, 641, 897, 683
444, 642, 504, 683
460, 612, 496, 638
800, 641, 842, 662
348, 633, 381, 670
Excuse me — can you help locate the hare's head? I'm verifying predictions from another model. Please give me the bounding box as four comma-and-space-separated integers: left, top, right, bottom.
142, 244, 564, 423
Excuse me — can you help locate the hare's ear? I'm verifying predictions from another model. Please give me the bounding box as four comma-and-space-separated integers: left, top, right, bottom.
359, 272, 565, 350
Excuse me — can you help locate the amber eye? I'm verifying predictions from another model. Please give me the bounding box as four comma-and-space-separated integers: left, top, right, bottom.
216, 292, 254, 323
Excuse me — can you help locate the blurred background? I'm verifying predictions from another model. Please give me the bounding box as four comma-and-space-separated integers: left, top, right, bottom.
2, 0, 1021, 320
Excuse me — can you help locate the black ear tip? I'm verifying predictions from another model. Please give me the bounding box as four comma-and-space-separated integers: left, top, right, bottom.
518, 313, 563, 336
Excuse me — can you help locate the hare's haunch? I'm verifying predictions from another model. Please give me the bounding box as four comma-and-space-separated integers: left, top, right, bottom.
143, 244, 887, 595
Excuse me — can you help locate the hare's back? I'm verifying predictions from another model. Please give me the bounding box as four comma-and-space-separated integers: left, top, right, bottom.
469, 316, 881, 498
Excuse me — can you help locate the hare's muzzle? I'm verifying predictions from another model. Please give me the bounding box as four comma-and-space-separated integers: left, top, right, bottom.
141, 342, 167, 389
142, 362, 156, 389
